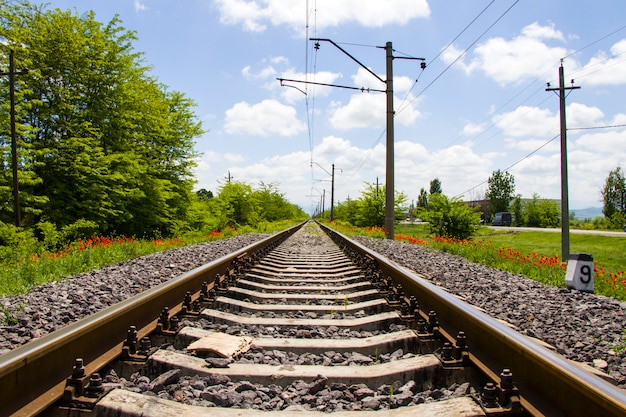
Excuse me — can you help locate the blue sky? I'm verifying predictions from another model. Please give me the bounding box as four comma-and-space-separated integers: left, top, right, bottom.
38, 0, 626, 214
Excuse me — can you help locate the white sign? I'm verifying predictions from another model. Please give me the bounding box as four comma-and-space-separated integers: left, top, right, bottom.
565, 253, 594, 293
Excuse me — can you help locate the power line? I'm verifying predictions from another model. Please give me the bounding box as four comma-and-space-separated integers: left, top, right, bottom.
454, 134, 560, 199
396, 0, 498, 115
398, 0, 519, 115
568, 124, 626, 131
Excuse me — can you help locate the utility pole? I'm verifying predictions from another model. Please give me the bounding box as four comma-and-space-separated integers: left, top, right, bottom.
330, 164, 335, 221
225, 170, 233, 183
384, 42, 395, 238
546, 62, 580, 262
0, 50, 28, 227
278, 39, 424, 239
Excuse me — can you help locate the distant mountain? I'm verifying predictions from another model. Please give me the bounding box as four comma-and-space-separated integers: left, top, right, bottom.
570, 207, 603, 219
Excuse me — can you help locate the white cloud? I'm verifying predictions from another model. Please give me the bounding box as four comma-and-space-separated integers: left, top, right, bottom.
329, 90, 421, 130
462, 122, 485, 136
242, 65, 277, 80
445, 22, 568, 86
577, 39, 626, 86
213, 0, 430, 33
521, 22, 565, 41
223, 99, 306, 136
134, 1, 148, 12
493, 106, 556, 138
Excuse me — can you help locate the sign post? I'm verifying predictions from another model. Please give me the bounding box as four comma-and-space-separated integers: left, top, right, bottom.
565, 253, 594, 293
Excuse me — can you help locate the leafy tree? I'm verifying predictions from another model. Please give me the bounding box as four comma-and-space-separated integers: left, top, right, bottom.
417, 188, 428, 209
355, 183, 385, 227
485, 170, 515, 216
429, 178, 442, 195
523, 194, 560, 228
510, 194, 523, 226
0, 3, 203, 237
418, 193, 480, 239
196, 189, 214, 200
331, 183, 407, 227
601, 166, 625, 219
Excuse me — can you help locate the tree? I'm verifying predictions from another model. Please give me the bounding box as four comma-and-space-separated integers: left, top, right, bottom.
0, 3, 203, 237
416, 188, 428, 209
510, 194, 523, 226
601, 166, 625, 219
523, 194, 560, 228
485, 170, 515, 216
429, 178, 442, 195
418, 193, 480, 239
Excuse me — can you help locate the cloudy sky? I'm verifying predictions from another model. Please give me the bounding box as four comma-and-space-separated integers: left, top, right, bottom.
40, 0, 626, 214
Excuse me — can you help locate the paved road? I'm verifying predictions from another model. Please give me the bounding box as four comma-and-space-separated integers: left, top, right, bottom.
487, 226, 626, 237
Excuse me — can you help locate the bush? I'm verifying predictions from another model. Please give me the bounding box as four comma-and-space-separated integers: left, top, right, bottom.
419, 194, 480, 239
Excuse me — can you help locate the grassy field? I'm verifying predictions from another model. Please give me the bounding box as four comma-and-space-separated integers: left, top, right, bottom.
393, 223, 626, 300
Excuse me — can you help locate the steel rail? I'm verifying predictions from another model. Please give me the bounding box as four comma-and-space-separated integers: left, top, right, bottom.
320, 222, 626, 417
0, 222, 303, 417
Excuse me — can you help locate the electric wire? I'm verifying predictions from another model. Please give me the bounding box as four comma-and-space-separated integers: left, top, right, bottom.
396, 0, 497, 116
397, 0, 520, 116
454, 134, 560, 199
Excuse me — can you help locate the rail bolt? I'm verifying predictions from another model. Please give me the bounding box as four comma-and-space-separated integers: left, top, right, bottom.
158, 307, 170, 331
481, 382, 498, 408
441, 342, 454, 361
138, 337, 152, 356
85, 373, 104, 397
500, 368, 514, 390
72, 358, 85, 379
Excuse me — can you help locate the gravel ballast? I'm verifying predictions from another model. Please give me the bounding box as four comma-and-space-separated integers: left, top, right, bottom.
1, 231, 625, 391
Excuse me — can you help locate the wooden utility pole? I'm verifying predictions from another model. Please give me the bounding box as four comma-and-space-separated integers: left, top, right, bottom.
0, 50, 28, 227
546, 62, 580, 262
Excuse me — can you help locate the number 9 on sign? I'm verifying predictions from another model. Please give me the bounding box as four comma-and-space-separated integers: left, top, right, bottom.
565, 254, 594, 293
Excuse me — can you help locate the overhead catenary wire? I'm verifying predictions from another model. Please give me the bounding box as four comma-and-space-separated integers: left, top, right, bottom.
397, 0, 520, 116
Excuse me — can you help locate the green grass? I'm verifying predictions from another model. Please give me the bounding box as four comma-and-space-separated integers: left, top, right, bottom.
394, 223, 626, 300
0, 220, 299, 297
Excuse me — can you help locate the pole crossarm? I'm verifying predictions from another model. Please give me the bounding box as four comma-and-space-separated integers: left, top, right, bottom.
278, 77, 385, 93
311, 38, 385, 84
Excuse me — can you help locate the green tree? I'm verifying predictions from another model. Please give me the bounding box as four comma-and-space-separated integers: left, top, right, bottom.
523, 194, 560, 228
601, 166, 625, 219
485, 170, 515, 216
510, 194, 523, 226
429, 178, 442, 195
417, 188, 428, 209
418, 193, 480, 239
0, 3, 203, 237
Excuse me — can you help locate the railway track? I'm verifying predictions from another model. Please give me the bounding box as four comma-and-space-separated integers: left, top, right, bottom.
1, 221, 625, 416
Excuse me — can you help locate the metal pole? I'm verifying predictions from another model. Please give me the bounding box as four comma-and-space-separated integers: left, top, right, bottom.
384, 42, 394, 239
9, 50, 20, 227
558, 64, 569, 262
330, 164, 335, 221
546, 63, 579, 262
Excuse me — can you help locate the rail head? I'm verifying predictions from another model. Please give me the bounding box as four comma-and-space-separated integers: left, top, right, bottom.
319, 222, 626, 417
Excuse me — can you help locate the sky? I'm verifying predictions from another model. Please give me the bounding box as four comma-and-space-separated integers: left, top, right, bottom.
34, 0, 626, 215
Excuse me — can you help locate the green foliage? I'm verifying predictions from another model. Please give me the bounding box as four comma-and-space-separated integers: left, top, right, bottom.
520, 194, 560, 228
609, 211, 626, 230
510, 194, 523, 226
0, 3, 202, 238
416, 188, 428, 209
418, 194, 480, 239
429, 178, 442, 195
602, 166, 625, 218
331, 183, 407, 228
485, 170, 515, 216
